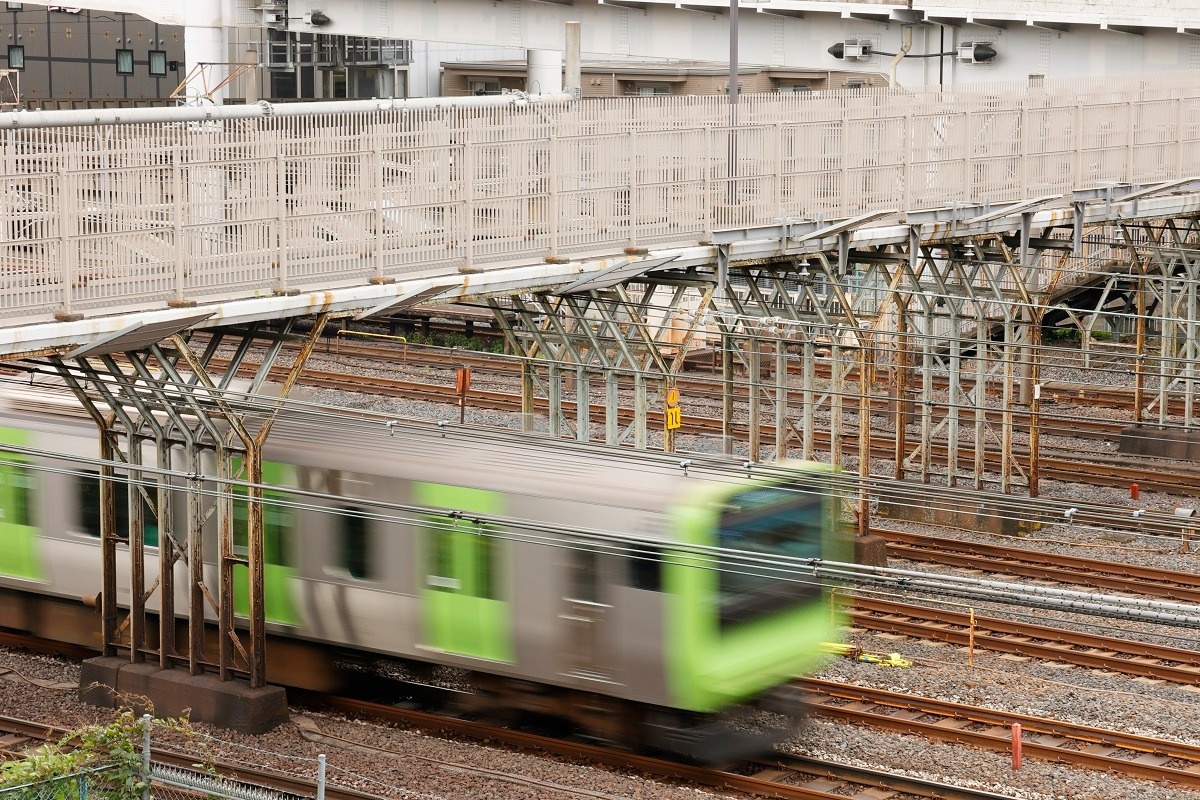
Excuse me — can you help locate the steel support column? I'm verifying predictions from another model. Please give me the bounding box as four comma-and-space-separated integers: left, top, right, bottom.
48, 315, 330, 690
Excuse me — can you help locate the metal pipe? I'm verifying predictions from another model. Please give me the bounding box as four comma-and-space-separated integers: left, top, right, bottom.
0, 92, 574, 129
890, 26, 913, 88
565, 21, 582, 100
812, 561, 1200, 628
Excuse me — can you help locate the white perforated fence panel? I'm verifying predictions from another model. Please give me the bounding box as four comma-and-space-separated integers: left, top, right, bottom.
1, 71, 1198, 325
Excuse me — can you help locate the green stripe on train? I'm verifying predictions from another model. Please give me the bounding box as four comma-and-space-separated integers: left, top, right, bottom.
414, 482, 513, 663
232, 460, 301, 626
0, 427, 42, 581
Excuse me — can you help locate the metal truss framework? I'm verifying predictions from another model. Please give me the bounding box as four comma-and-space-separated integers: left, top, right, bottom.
489, 279, 716, 453
42, 316, 329, 687
494, 202, 1200, 503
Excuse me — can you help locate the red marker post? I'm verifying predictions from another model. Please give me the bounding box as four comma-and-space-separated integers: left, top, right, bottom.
1131, 483, 1139, 501
1011, 723, 1022, 770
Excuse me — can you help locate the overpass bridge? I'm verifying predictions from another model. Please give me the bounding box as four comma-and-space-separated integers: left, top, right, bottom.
2, 69, 1200, 727
2, 69, 1198, 469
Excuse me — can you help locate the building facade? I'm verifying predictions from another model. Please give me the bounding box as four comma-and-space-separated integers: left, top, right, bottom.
0, 5, 185, 107
440, 59, 889, 98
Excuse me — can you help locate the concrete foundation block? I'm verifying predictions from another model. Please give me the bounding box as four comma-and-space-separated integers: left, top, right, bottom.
79, 657, 288, 734
855, 535, 889, 566
1119, 425, 1200, 463
876, 500, 1041, 536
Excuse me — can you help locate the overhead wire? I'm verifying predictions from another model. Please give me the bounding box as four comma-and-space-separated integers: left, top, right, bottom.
1, 443, 1196, 631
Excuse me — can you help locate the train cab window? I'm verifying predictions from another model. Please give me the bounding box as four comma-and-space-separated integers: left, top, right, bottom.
338, 507, 372, 580
78, 473, 158, 546
716, 484, 823, 629
626, 545, 662, 591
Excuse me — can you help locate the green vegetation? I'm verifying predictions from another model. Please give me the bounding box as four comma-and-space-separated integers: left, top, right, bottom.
1046, 326, 1081, 341
402, 331, 507, 354
0, 706, 207, 799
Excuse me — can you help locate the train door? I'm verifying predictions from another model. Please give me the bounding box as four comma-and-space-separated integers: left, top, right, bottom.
416, 482, 513, 662
0, 428, 40, 580
559, 543, 612, 681
231, 460, 301, 625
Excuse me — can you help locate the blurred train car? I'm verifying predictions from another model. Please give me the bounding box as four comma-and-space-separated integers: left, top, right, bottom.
0, 379, 851, 762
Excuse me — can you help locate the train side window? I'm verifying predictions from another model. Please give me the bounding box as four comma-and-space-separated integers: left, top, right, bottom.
232, 490, 294, 566
429, 523, 453, 581
425, 516, 498, 599
2, 463, 33, 526
567, 543, 598, 602
338, 507, 372, 580
626, 546, 662, 591
78, 474, 160, 546
475, 526, 497, 599
79, 473, 124, 539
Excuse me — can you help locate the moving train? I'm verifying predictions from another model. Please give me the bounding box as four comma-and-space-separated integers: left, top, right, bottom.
0, 378, 851, 762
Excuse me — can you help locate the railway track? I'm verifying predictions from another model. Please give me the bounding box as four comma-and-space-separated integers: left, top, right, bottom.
0, 708, 379, 800
2, 620, 1195, 797
802, 678, 1200, 788
875, 527, 1200, 605
319, 338, 1142, 442
52, 337, 1192, 493
215, 355, 1200, 494
846, 596, 1200, 684
299, 688, 1017, 800
0, 715, 67, 759
323, 334, 1200, 419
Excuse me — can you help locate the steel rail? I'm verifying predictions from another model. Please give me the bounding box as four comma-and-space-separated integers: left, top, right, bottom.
298, 691, 1017, 800
281, 362, 1200, 493
847, 596, 1200, 683
317, 339, 1140, 442
802, 678, 1200, 786
875, 528, 1200, 604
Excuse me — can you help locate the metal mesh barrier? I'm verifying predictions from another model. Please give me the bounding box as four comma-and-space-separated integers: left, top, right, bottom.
0, 768, 124, 800
1, 763, 309, 800
149, 763, 306, 800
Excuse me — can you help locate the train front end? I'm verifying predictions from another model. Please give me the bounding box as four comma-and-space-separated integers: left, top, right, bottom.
650, 462, 848, 761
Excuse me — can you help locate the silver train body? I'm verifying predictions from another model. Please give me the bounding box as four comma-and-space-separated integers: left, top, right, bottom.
0, 382, 845, 759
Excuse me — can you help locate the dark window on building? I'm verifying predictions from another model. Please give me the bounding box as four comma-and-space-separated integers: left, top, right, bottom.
6, 46, 23, 71
338, 506, 372, 580
148, 50, 167, 77
116, 49, 134, 75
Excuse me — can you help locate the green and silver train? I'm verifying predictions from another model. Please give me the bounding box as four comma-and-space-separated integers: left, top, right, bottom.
0, 383, 850, 761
